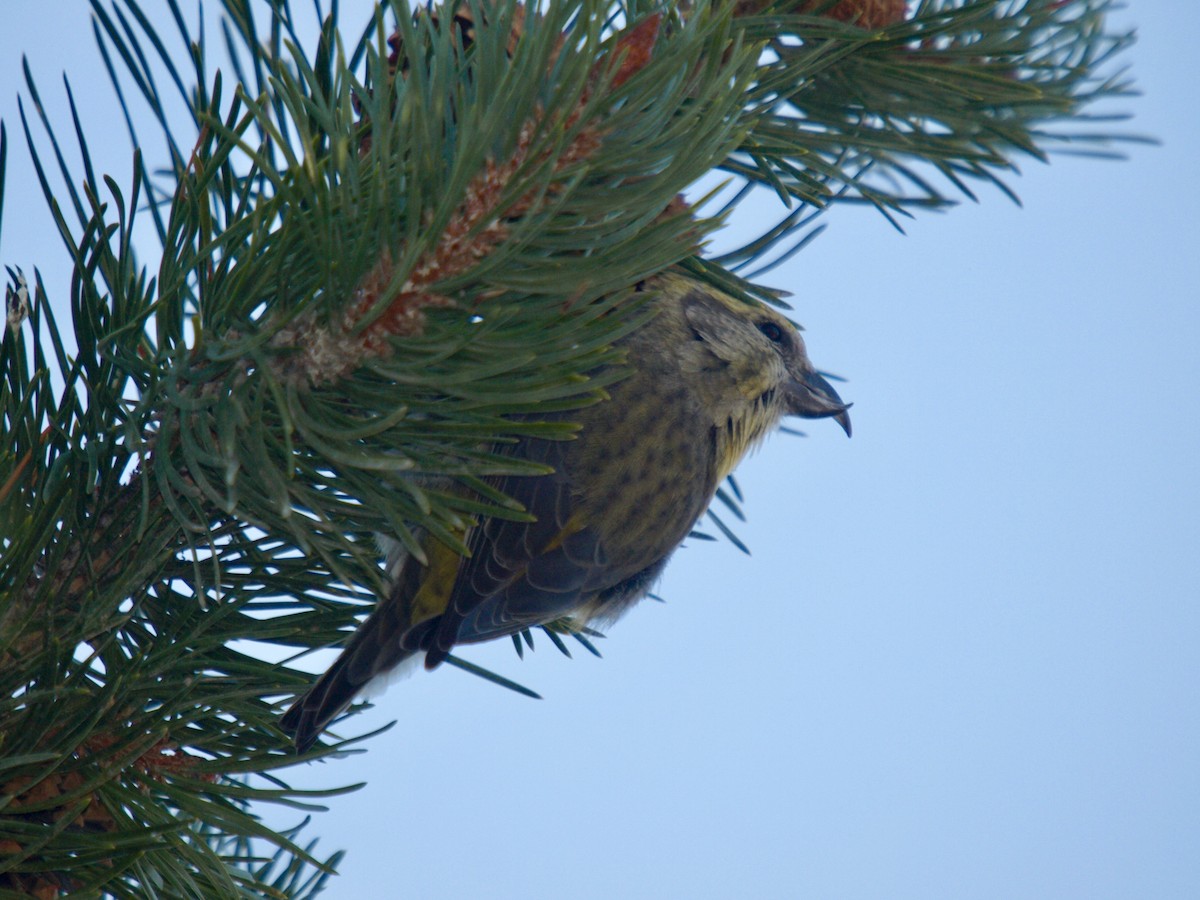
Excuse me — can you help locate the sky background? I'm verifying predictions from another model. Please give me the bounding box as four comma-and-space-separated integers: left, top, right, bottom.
2, 3, 1197, 898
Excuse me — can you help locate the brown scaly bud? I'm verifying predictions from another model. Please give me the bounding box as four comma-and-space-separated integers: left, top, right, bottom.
798, 0, 907, 28
735, 0, 908, 29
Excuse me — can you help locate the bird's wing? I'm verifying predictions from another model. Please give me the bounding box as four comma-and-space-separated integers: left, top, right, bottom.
420, 430, 608, 665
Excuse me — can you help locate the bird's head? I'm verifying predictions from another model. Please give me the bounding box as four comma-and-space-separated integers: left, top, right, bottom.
654, 274, 850, 475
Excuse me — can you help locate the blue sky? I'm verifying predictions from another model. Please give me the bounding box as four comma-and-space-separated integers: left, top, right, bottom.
3, 3, 1197, 898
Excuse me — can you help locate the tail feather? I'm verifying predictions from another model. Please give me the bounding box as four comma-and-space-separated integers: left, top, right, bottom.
282, 548, 434, 751
281, 613, 422, 752
281, 652, 374, 753
281, 516, 489, 749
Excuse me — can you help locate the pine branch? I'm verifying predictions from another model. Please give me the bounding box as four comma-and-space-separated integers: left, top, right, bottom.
0, 0, 1137, 894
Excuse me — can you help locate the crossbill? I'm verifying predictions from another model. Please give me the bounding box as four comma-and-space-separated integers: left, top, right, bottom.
281, 272, 850, 750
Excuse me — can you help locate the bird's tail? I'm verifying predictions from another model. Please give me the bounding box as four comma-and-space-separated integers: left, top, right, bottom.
282, 521, 474, 750
281, 657, 362, 752
280, 619, 423, 752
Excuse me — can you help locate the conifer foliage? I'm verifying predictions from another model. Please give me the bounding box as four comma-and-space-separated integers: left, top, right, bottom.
0, 1, 1135, 895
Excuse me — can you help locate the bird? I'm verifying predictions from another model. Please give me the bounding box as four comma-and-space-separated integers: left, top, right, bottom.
281, 271, 850, 751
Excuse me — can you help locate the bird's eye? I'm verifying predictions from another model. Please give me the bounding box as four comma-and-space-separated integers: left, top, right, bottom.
757, 321, 786, 344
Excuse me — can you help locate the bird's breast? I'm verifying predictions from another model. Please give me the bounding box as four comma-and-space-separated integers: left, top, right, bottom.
566, 369, 718, 579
